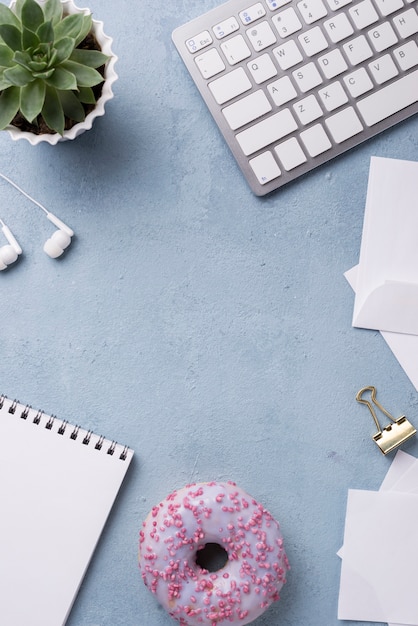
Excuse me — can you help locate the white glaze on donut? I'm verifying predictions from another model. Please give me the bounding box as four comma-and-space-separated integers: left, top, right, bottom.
139, 481, 289, 625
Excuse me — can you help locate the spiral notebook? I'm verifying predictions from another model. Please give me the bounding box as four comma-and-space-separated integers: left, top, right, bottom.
0, 395, 134, 626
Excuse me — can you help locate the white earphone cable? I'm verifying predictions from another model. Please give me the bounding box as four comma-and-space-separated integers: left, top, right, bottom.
0, 172, 49, 215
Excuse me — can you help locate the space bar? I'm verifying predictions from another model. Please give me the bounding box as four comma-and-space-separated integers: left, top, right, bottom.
357, 70, 418, 126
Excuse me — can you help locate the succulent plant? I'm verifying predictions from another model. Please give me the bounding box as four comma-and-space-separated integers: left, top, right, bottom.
0, 0, 109, 135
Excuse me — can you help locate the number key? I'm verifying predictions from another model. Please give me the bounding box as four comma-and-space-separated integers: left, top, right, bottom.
272, 8, 303, 38
246, 21, 277, 51
221, 35, 252, 65
297, 0, 328, 24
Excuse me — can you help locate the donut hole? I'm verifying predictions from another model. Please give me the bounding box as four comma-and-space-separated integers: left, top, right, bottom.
196, 543, 228, 572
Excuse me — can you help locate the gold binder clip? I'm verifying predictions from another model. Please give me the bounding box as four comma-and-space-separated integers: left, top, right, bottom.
356, 386, 416, 455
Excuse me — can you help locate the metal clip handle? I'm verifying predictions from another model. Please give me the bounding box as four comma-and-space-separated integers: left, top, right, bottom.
356, 385, 416, 454
356, 386, 395, 435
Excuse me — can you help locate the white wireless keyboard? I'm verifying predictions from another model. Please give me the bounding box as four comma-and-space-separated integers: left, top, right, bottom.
172, 0, 418, 195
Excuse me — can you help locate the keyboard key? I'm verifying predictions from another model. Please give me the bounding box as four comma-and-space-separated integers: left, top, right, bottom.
374, 0, 404, 16
318, 80, 349, 110
325, 0, 352, 10
343, 66, 374, 96
298, 25, 329, 56
221, 35, 252, 64
246, 20, 277, 51
393, 40, 418, 70
357, 68, 418, 125
247, 53, 278, 83
249, 151, 281, 184
273, 40, 304, 69
292, 61, 323, 92
267, 75, 298, 104
272, 8, 303, 37
323, 13, 354, 42
266, 0, 292, 9
213, 17, 240, 39
325, 106, 363, 141
239, 2, 266, 24
349, 0, 380, 29
343, 35, 373, 65
368, 53, 398, 83
317, 48, 348, 78
275, 137, 307, 169
222, 90, 272, 129
293, 94, 323, 123
195, 48, 225, 78
209, 67, 252, 104
186, 31, 213, 53
297, 0, 328, 24
300, 123, 332, 155
236, 108, 298, 155
367, 22, 398, 52
392, 8, 418, 39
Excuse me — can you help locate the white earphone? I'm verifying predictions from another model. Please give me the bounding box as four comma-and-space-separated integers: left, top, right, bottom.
0, 172, 74, 260
43, 212, 74, 258
0, 219, 22, 270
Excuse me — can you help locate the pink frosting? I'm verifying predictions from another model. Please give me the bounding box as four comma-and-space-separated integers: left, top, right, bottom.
139, 481, 289, 625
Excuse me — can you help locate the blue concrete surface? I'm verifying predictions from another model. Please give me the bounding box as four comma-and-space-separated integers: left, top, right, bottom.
1, 1, 417, 625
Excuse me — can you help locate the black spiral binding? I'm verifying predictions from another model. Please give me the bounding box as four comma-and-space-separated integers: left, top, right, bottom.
0, 395, 129, 461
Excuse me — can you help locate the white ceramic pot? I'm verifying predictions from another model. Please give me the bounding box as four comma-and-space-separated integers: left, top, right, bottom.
6, 0, 118, 145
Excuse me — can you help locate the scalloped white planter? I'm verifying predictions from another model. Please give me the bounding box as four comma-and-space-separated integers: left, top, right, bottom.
5, 0, 118, 145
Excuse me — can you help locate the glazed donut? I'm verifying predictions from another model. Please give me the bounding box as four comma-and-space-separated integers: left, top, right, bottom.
139, 481, 289, 625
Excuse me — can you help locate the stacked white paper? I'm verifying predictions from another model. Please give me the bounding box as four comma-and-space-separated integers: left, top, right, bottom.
345, 156, 418, 391
338, 450, 418, 626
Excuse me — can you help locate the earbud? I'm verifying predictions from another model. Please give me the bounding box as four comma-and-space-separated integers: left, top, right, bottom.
0, 220, 22, 270
0, 172, 75, 261
43, 212, 74, 259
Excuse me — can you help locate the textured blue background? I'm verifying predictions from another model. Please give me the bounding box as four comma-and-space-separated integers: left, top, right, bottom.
1, 1, 417, 625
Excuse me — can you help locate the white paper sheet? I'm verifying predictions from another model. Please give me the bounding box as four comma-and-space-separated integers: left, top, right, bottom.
345, 265, 418, 391
338, 451, 418, 626
352, 156, 418, 336
338, 488, 418, 624
0, 396, 134, 626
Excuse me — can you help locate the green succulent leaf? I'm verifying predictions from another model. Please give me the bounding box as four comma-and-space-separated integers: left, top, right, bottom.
53, 13, 84, 41
0, 86, 20, 130
61, 60, 103, 87
32, 67, 54, 78
29, 61, 48, 71
42, 0, 63, 26
74, 14, 92, 46
69, 49, 108, 68
0, 74, 12, 90
12, 0, 26, 20
53, 36, 75, 65
20, 77, 45, 122
0, 24, 22, 52
13, 49, 32, 70
22, 26, 40, 49
77, 85, 96, 104
41, 84, 64, 134
3, 63, 33, 86
0, 4, 21, 30
37, 20, 54, 44
0, 44, 14, 67
58, 89, 85, 122
21, 0, 45, 32
45, 66, 76, 90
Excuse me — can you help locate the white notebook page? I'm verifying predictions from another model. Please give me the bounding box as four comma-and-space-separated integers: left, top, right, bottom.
0, 396, 133, 626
